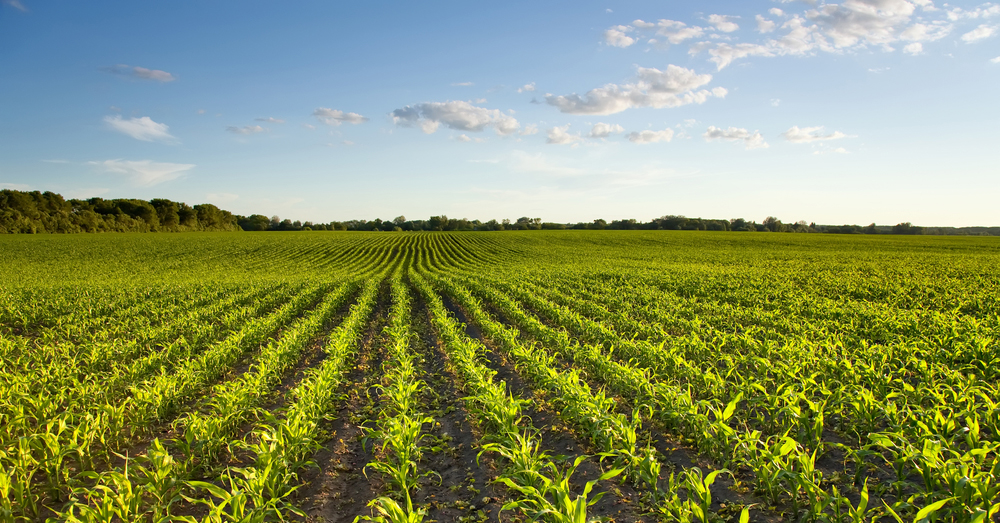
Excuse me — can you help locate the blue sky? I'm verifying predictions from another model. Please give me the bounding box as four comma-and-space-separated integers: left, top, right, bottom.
1, 0, 998, 226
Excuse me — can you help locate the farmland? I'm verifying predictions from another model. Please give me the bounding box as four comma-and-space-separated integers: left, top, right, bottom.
1, 231, 999, 523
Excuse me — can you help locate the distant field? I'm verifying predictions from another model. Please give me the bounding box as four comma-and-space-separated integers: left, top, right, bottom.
2, 231, 999, 523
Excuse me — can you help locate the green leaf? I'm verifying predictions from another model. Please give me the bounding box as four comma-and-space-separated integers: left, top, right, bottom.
914, 498, 952, 522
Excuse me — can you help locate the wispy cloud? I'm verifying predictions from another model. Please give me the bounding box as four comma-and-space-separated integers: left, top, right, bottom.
313, 108, 369, 125
517, 82, 537, 93
589, 122, 625, 138
104, 115, 176, 143
546, 64, 725, 115
2, 0, 27, 12
90, 159, 194, 186
627, 129, 675, 144
781, 125, 847, 143
704, 126, 768, 149
102, 64, 176, 82
546, 125, 584, 145
254, 117, 285, 123
226, 125, 266, 135
961, 24, 997, 42
451, 81, 475, 86
1, 182, 31, 190
392, 100, 519, 135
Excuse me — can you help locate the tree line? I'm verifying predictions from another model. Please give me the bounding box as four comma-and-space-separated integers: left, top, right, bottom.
2, 190, 997, 236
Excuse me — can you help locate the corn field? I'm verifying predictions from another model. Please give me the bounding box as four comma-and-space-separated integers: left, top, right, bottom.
1, 231, 999, 523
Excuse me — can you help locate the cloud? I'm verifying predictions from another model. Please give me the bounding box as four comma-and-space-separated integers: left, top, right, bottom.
546, 125, 584, 145
627, 129, 675, 144
226, 125, 266, 135
604, 25, 637, 47
903, 41, 923, 54
757, 15, 777, 33
102, 64, 176, 82
770, 8, 785, 17
391, 100, 519, 135
455, 134, 472, 142
703, 126, 769, 149
2, 0, 27, 11
546, 64, 725, 115
104, 115, 176, 143
708, 14, 740, 33
694, 41, 777, 70
992, 56, 1000, 63
805, 0, 916, 48
91, 159, 194, 186
517, 82, 537, 93
946, 4, 1000, 20
961, 24, 997, 42
589, 122, 625, 138
197, 109, 206, 114
255, 117, 285, 123
452, 81, 475, 86
771, 98, 781, 106
781, 125, 847, 143
656, 20, 706, 43
313, 108, 369, 125
1, 182, 31, 190
520, 124, 539, 136
342, 140, 355, 146
900, 22, 952, 41
206, 192, 239, 204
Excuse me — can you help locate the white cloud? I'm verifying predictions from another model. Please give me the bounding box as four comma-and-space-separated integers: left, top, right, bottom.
961, 24, 997, 42
206, 192, 239, 204
900, 22, 952, 41
546, 64, 725, 115
452, 81, 475, 86
520, 124, 539, 136
757, 15, 777, 33
103, 64, 176, 82
806, 0, 916, 48
546, 125, 584, 145
703, 126, 768, 149
104, 115, 176, 143
342, 140, 355, 146
781, 125, 847, 143
255, 117, 285, 123
697, 42, 776, 70
588, 122, 625, 138
627, 129, 675, 144
91, 159, 194, 186
455, 134, 472, 142
2, 0, 27, 11
708, 14, 740, 33
1, 182, 31, 190
391, 100, 519, 135
226, 125, 266, 135
771, 98, 781, 106
947, 4, 1000, 20
769, 8, 786, 17
313, 108, 369, 125
991, 56, 1000, 63
903, 41, 923, 54
604, 25, 637, 47
197, 109, 206, 114
656, 20, 706, 43
517, 82, 537, 93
